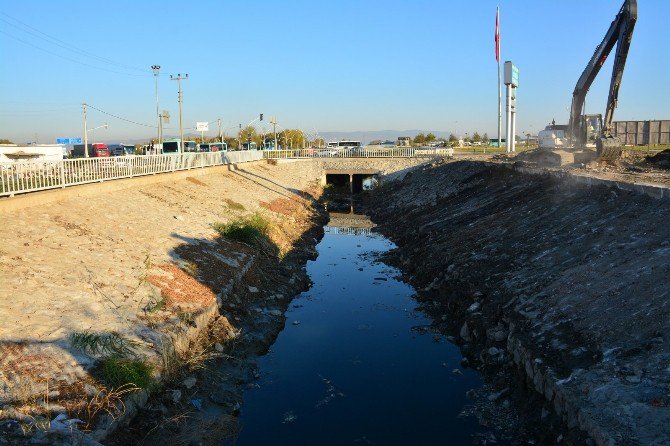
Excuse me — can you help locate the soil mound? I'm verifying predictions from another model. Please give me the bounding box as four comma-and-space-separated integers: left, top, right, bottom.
646, 149, 670, 168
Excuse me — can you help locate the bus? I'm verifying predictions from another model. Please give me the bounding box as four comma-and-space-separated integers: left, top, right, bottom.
162, 139, 198, 153
337, 141, 362, 150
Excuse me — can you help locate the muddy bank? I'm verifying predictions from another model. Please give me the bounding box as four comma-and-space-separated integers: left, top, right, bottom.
363, 160, 670, 445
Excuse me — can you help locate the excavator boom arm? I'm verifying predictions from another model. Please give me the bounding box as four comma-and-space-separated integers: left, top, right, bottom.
568, 0, 637, 142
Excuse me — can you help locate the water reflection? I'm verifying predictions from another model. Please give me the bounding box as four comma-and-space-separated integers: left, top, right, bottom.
233, 214, 495, 445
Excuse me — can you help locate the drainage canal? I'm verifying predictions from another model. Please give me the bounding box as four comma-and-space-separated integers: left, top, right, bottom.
232, 212, 503, 445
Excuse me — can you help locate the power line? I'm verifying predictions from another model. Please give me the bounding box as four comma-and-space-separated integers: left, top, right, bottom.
86, 103, 205, 131
0, 30, 150, 77
86, 104, 157, 128
0, 13, 151, 74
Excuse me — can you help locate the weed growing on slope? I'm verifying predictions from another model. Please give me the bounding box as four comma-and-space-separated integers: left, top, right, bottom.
69, 331, 139, 357
99, 355, 154, 389
213, 213, 270, 246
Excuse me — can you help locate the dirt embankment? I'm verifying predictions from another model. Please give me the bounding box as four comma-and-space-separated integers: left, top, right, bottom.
363, 160, 670, 445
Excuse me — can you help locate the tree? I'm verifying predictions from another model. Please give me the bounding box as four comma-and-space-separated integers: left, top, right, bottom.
472, 132, 481, 142
240, 125, 258, 143
313, 137, 325, 148
448, 134, 458, 143
0, 138, 13, 144
425, 133, 436, 143
482, 133, 490, 145
224, 136, 238, 150
413, 133, 426, 145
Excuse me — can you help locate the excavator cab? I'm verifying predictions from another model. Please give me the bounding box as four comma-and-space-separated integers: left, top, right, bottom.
580, 114, 603, 148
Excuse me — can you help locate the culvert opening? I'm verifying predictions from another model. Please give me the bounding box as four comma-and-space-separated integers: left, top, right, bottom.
325, 173, 350, 192
325, 173, 379, 194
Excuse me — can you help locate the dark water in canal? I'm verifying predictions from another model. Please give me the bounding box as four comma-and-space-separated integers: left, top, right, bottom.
234, 216, 493, 445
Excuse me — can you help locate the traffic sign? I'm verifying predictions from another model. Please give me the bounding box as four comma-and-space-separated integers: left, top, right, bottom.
56, 137, 82, 144
196, 122, 209, 132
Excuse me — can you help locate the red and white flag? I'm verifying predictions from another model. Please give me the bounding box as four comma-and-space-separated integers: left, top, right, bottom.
495, 6, 500, 62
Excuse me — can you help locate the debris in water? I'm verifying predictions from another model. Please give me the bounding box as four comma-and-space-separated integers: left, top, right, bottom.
282, 411, 297, 423
191, 399, 203, 411
452, 369, 463, 375
315, 375, 345, 408
292, 320, 301, 325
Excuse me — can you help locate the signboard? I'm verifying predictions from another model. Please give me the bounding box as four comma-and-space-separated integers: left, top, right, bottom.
162, 110, 170, 124
56, 137, 82, 144
504, 61, 519, 87
196, 122, 209, 132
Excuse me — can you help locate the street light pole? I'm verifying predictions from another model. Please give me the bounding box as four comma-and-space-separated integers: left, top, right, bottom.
88, 123, 108, 145
170, 73, 188, 153
82, 102, 88, 158
151, 65, 161, 153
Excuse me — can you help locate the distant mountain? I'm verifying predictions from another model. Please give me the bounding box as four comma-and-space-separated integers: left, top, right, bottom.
317, 130, 452, 145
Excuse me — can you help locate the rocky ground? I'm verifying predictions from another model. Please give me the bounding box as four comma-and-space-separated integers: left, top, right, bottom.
363, 160, 670, 445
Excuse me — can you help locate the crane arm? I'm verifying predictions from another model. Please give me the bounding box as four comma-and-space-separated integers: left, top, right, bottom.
568, 0, 637, 142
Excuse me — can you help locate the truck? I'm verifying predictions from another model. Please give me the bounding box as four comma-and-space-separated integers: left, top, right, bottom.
72, 143, 110, 158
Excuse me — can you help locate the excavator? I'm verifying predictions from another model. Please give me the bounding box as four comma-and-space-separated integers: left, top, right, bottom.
533, 0, 637, 165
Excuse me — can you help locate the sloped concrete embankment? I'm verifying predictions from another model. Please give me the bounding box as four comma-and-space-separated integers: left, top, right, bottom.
364, 160, 670, 445
0, 161, 326, 445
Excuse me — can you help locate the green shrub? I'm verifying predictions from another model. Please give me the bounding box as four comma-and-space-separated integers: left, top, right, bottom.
213, 213, 271, 246
100, 355, 154, 389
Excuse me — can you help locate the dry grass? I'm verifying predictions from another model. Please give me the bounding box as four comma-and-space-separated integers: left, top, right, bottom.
147, 263, 217, 311
72, 384, 140, 431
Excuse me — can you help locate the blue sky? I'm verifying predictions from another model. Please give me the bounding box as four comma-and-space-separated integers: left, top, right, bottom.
1, 0, 669, 143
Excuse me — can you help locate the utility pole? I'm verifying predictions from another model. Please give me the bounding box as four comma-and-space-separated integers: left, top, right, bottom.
217, 118, 222, 143
151, 65, 161, 153
271, 116, 278, 150
82, 102, 89, 158
170, 73, 188, 153
238, 123, 242, 150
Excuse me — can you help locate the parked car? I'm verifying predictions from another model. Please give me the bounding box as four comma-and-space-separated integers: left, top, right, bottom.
108, 144, 136, 156
316, 148, 338, 157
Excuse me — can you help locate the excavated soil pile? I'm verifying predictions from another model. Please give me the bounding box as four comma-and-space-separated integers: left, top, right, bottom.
646, 149, 670, 169
363, 160, 670, 445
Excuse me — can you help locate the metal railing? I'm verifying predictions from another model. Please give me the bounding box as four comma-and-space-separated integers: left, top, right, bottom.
0, 151, 264, 197
263, 147, 454, 159
324, 226, 373, 236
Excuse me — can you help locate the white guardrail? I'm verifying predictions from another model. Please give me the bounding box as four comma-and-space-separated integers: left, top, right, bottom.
0, 151, 264, 197
263, 147, 454, 159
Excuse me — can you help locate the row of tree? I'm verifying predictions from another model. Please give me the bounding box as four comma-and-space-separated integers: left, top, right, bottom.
184, 126, 324, 150
412, 132, 491, 146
